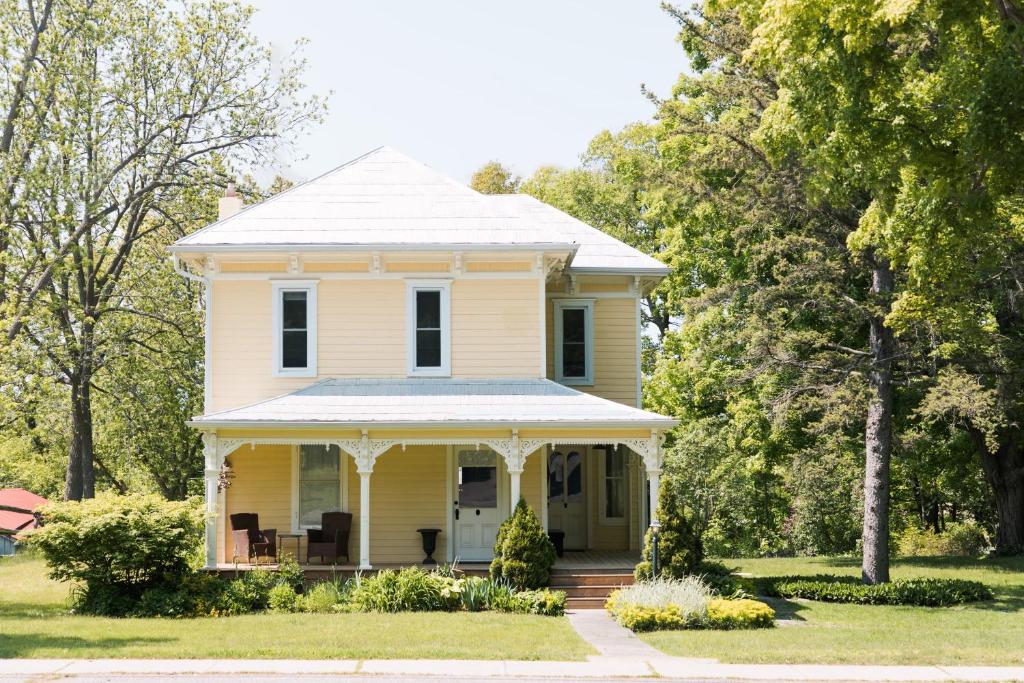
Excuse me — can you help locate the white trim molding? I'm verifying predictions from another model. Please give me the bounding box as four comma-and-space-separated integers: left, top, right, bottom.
271, 279, 318, 378
405, 279, 452, 377
552, 298, 595, 386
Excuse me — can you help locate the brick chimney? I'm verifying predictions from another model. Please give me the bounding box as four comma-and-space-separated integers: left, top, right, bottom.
218, 182, 243, 221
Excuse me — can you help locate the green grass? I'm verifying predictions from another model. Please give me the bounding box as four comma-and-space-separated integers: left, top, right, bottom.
0, 555, 594, 660
641, 555, 1024, 665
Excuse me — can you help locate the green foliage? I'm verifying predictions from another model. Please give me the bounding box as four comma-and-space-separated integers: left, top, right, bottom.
761, 576, 993, 606
268, 583, 300, 612
274, 555, 306, 593
470, 161, 521, 194
459, 575, 492, 612
897, 523, 989, 558
490, 499, 556, 590
705, 598, 775, 630
351, 567, 455, 613
298, 581, 345, 614
30, 494, 203, 608
636, 481, 703, 580
490, 588, 566, 617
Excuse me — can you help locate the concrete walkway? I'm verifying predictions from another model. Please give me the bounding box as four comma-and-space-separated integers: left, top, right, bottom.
2, 656, 1024, 681
566, 609, 663, 659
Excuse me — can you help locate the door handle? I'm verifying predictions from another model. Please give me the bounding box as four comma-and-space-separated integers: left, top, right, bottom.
475, 509, 481, 516
564, 502, 568, 509
454, 501, 459, 520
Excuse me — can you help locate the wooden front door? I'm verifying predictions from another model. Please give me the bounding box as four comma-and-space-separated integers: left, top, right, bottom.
547, 448, 587, 549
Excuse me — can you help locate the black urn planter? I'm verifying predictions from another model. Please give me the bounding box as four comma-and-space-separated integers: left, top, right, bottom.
417, 528, 442, 565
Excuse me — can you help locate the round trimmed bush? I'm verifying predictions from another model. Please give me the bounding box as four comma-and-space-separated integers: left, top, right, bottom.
490, 499, 556, 590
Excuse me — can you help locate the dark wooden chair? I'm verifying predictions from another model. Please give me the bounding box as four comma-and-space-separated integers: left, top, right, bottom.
306, 511, 352, 565
229, 513, 277, 565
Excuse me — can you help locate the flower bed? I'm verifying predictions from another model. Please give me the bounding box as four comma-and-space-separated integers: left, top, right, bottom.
606, 576, 774, 632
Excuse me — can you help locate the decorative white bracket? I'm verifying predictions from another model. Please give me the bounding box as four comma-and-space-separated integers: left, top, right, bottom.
371, 252, 382, 275
453, 252, 464, 275
338, 430, 398, 474
621, 430, 664, 474
288, 253, 300, 274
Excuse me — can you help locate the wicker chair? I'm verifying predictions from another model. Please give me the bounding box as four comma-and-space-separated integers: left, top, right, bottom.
306, 511, 352, 565
229, 513, 277, 565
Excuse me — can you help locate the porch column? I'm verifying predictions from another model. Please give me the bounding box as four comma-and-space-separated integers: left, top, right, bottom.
509, 467, 523, 514
202, 432, 220, 569
358, 469, 372, 570
627, 430, 665, 530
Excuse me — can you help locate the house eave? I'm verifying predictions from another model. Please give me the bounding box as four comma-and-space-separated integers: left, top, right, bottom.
168, 242, 579, 255
187, 418, 679, 430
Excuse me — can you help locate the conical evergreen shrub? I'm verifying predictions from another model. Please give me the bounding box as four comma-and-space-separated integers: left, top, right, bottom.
635, 477, 703, 580
490, 498, 556, 589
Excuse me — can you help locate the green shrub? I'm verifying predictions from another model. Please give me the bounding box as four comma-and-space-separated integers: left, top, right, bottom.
897, 522, 989, 558
513, 589, 566, 616
607, 602, 700, 631
706, 598, 774, 629
635, 483, 703, 581
490, 499, 556, 590
30, 494, 203, 615
268, 583, 300, 612
299, 581, 344, 613
761, 575, 993, 606
275, 555, 306, 593
351, 567, 452, 612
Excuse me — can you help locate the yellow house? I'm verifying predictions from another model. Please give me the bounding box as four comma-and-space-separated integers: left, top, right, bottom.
171, 147, 676, 571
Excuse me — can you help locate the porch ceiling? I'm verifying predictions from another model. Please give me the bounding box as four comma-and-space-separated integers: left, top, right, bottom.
189, 377, 677, 430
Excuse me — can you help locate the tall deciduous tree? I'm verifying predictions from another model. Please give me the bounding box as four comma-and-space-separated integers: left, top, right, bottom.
470, 161, 520, 194
0, 0, 323, 500
736, 0, 1024, 557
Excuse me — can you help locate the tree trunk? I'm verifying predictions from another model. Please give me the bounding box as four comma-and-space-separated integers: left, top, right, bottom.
973, 428, 1024, 554
862, 256, 895, 584
64, 376, 96, 500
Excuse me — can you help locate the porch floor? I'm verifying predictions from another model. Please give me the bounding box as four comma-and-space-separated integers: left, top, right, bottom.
213, 550, 639, 576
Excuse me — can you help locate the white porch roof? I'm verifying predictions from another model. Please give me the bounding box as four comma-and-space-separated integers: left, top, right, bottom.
190, 378, 677, 429
170, 146, 669, 276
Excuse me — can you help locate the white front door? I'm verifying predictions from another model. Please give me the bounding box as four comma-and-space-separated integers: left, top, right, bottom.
453, 448, 503, 562
547, 448, 587, 549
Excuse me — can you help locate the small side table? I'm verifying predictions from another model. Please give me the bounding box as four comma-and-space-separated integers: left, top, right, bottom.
416, 528, 442, 565
278, 532, 304, 562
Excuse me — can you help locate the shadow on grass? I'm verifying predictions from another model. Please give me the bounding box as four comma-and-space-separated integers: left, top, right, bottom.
0, 601, 70, 618
760, 596, 808, 622
0, 632, 171, 658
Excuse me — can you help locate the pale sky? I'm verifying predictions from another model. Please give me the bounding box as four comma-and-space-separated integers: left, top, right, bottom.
247, 1, 686, 184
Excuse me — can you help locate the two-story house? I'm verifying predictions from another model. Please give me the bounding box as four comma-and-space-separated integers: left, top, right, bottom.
171, 147, 676, 570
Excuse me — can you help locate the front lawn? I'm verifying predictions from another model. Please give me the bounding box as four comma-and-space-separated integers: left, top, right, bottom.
642, 555, 1024, 665
0, 555, 593, 660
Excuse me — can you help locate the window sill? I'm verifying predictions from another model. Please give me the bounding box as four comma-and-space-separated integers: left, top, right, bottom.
556, 377, 594, 387
408, 369, 451, 378
274, 368, 317, 378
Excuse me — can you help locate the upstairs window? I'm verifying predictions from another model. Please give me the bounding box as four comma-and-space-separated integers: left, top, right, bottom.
272, 281, 317, 377
406, 280, 451, 376
553, 299, 594, 385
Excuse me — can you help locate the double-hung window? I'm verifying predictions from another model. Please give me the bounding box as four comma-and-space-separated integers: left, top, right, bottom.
406, 280, 451, 376
292, 444, 344, 530
272, 281, 317, 377
553, 299, 594, 385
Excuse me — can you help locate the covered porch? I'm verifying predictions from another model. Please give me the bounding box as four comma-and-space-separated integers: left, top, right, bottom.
193, 378, 675, 571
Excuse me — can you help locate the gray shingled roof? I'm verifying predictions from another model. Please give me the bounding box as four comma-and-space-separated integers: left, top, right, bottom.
190, 378, 677, 428
171, 147, 669, 275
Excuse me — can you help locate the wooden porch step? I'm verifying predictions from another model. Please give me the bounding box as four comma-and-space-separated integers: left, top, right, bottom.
560, 584, 630, 598
549, 572, 634, 587
566, 596, 610, 610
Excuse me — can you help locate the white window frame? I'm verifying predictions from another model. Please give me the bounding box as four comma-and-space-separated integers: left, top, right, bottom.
271, 280, 318, 377
553, 298, 595, 385
598, 446, 627, 526
290, 444, 348, 533
406, 279, 451, 377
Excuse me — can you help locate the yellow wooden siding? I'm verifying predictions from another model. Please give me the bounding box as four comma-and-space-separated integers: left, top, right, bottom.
545, 295, 639, 407
210, 278, 543, 413
302, 262, 370, 273
385, 262, 451, 272
520, 446, 543, 513
220, 262, 288, 273
465, 261, 532, 272
221, 444, 292, 564
357, 446, 448, 564
451, 279, 540, 378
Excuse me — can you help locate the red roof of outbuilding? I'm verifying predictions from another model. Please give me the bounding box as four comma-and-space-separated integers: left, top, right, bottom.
0, 488, 49, 534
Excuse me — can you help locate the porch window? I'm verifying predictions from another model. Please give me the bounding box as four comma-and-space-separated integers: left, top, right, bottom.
296, 444, 342, 529
272, 281, 318, 377
600, 446, 626, 524
553, 299, 594, 385
406, 280, 451, 376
